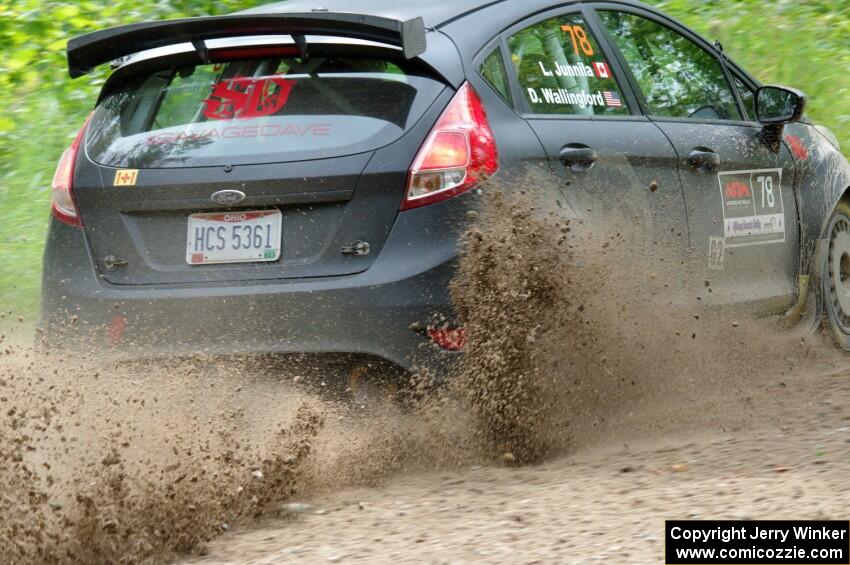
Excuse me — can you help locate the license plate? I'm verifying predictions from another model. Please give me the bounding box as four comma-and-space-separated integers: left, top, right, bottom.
186, 210, 282, 265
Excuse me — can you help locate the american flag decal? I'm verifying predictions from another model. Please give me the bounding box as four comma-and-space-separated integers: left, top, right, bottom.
603, 91, 622, 108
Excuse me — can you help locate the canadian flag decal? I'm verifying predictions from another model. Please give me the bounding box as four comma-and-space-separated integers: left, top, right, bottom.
593, 62, 611, 79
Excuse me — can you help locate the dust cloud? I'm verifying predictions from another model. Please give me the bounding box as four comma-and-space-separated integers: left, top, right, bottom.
446, 185, 831, 463
0, 183, 836, 563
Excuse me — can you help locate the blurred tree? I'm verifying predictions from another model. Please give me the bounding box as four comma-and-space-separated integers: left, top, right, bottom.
0, 0, 266, 316
0, 0, 267, 158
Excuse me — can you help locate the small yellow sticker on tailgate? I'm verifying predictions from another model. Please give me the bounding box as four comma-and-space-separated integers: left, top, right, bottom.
113, 169, 139, 186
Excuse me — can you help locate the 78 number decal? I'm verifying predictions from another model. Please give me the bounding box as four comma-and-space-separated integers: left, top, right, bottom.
560, 25, 595, 56
718, 169, 785, 247
757, 175, 776, 209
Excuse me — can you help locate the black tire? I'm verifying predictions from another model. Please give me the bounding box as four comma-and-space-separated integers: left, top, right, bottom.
823, 200, 850, 350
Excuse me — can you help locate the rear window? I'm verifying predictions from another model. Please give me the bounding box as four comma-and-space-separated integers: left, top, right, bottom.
86, 56, 445, 168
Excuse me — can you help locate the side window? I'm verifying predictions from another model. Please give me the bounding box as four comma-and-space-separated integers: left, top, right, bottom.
598, 11, 741, 121
479, 47, 512, 104
733, 75, 757, 121
507, 13, 628, 116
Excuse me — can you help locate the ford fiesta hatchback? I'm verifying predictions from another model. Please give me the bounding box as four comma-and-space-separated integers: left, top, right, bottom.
42, 0, 850, 374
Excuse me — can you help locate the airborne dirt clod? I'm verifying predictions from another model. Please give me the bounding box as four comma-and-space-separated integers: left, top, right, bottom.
1, 188, 848, 564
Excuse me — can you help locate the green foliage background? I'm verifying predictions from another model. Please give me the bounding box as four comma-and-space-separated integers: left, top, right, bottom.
0, 0, 268, 320
0, 0, 848, 318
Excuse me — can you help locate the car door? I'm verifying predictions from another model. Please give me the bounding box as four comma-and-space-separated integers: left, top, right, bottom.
499, 7, 689, 263
595, 8, 800, 311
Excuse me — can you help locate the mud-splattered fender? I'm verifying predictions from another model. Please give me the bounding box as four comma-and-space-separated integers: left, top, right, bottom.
784, 122, 850, 277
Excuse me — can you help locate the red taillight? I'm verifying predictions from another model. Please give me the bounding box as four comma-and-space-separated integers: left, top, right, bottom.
427, 327, 467, 351
51, 114, 92, 227
402, 82, 498, 211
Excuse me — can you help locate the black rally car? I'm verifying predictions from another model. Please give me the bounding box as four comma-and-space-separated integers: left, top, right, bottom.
42, 0, 850, 374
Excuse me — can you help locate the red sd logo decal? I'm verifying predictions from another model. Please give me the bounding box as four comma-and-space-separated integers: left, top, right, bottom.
203, 76, 295, 121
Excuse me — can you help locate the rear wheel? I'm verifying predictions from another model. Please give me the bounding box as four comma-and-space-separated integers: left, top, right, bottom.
823, 200, 850, 349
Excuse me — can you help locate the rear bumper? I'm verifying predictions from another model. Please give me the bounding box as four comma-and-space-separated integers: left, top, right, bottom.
41, 197, 471, 375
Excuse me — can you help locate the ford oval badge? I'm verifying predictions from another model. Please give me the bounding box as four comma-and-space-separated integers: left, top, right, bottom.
211, 189, 246, 205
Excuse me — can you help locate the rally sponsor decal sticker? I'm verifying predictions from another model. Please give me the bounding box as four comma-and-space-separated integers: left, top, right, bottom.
203, 76, 295, 121
113, 169, 139, 187
145, 123, 332, 146
718, 169, 785, 247
708, 236, 725, 270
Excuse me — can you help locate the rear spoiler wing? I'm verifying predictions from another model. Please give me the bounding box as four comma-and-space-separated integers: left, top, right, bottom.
67, 13, 427, 78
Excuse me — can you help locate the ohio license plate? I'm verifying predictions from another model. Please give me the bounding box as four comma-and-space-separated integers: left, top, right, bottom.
186, 210, 282, 265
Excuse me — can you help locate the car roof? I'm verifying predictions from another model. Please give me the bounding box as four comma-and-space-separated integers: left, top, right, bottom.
243, 0, 667, 29
240, 0, 657, 36
239, 0, 508, 28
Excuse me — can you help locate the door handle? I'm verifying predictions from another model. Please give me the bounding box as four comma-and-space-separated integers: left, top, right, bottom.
559, 144, 598, 172
687, 148, 720, 173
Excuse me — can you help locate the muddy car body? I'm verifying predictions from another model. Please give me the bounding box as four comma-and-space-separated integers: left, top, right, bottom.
42, 0, 850, 374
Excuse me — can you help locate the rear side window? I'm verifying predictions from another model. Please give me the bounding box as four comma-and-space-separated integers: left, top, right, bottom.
598, 11, 741, 121
86, 56, 445, 168
507, 13, 628, 116
479, 47, 512, 104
